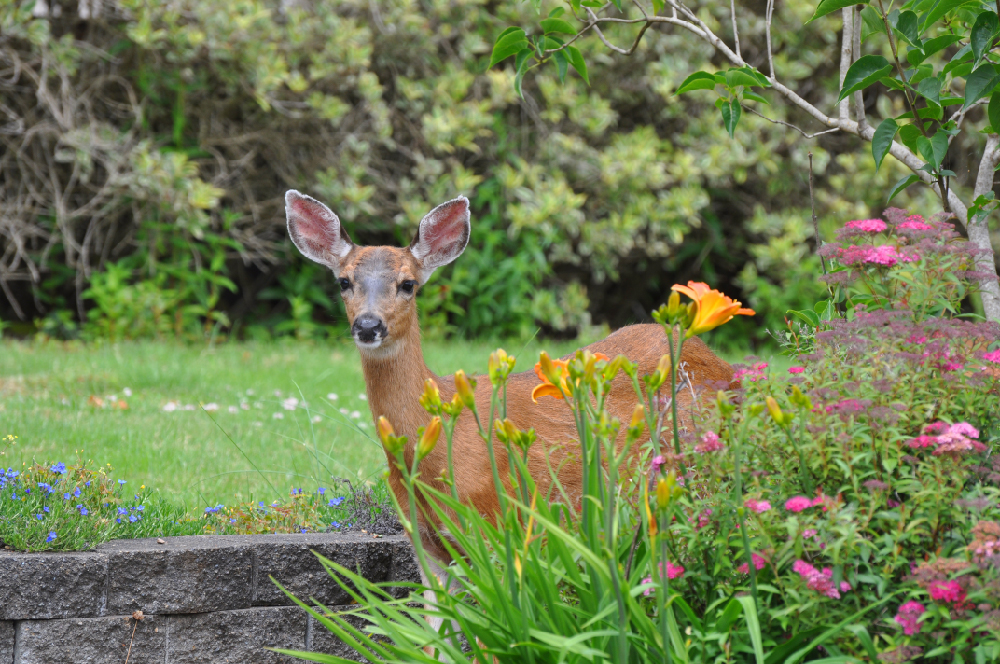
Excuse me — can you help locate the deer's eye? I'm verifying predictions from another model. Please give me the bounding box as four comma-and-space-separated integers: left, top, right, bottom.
399, 280, 418, 294
339, 278, 351, 291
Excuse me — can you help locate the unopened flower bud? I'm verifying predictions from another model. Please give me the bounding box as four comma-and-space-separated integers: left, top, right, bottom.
790, 385, 813, 411
419, 379, 442, 414
766, 396, 788, 426
656, 477, 671, 510
657, 353, 672, 378
377, 416, 395, 446
716, 390, 734, 417
488, 349, 511, 385
538, 352, 559, 384
416, 416, 441, 460
666, 291, 682, 318
630, 404, 646, 430
454, 370, 477, 409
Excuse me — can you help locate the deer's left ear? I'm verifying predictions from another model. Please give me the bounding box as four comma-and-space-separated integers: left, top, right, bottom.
409, 196, 471, 283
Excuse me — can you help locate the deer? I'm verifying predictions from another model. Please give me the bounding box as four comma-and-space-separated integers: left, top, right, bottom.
284, 190, 736, 615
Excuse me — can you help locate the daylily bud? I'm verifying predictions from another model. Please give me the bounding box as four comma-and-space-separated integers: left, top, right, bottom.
538, 352, 560, 385
488, 349, 511, 386
748, 403, 765, 417
666, 291, 682, 318
790, 385, 813, 411
657, 353, 672, 379
645, 498, 658, 536
630, 403, 646, 429
454, 370, 476, 409
419, 378, 442, 414
442, 393, 464, 417
766, 396, 789, 426
377, 416, 395, 446
493, 418, 509, 443
656, 476, 672, 510
502, 419, 520, 444
417, 416, 441, 460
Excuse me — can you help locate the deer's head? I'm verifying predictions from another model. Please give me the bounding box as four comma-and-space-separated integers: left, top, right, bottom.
285, 190, 470, 357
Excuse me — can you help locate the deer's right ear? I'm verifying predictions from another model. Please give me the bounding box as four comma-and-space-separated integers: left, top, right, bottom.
409, 196, 471, 283
285, 190, 353, 274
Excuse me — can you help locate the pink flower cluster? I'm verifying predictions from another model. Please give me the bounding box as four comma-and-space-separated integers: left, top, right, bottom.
787, 366, 805, 374
641, 561, 686, 595
691, 508, 713, 531
896, 214, 934, 231
983, 349, 1000, 363
844, 218, 887, 233
836, 244, 919, 267
894, 601, 925, 635
785, 494, 830, 513
744, 498, 771, 514
792, 560, 850, 599
694, 431, 724, 454
733, 362, 768, 384
737, 552, 768, 574
904, 421, 985, 454
927, 579, 966, 604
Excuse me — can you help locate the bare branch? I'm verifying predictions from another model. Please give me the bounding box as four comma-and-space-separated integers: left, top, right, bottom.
765, 0, 775, 79
743, 106, 841, 139
730, 0, 741, 61
839, 8, 852, 123
969, 134, 1000, 321
852, 5, 867, 132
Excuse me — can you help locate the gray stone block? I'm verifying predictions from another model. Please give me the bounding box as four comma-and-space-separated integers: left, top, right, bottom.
0, 551, 106, 620
100, 536, 253, 615
253, 533, 405, 607
166, 607, 306, 663
388, 538, 421, 595
308, 609, 379, 662
13, 614, 165, 664
1, 621, 13, 664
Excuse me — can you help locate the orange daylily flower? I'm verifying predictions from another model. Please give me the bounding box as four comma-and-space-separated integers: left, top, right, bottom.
531, 352, 609, 402
671, 281, 755, 337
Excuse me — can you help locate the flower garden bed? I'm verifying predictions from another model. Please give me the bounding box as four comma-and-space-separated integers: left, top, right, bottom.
0, 532, 418, 664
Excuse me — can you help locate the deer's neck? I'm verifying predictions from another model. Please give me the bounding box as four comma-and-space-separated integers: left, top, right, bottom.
359, 326, 439, 440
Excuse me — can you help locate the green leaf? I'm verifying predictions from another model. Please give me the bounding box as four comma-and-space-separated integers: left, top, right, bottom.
839, 55, 893, 101
652, 0, 665, 14
553, 50, 568, 82
742, 91, 770, 104
872, 117, 898, 172
895, 10, 921, 45
917, 75, 941, 104
921, 0, 978, 30
811, 0, 870, 22
565, 45, 589, 85
971, 11, 999, 65
540, 18, 577, 35
548, 6, 565, 17
989, 91, 1000, 131
676, 71, 718, 94
860, 6, 886, 42
907, 48, 926, 67
490, 28, 528, 67
898, 124, 921, 152
887, 173, 922, 202
721, 99, 742, 137
965, 63, 1000, 108
789, 309, 821, 327
736, 596, 766, 664
923, 33, 962, 57
929, 130, 949, 167
726, 69, 763, 89
513, 48, 533, 97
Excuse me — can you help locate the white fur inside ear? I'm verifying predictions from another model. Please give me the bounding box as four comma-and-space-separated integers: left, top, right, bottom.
410, 196, 470, 282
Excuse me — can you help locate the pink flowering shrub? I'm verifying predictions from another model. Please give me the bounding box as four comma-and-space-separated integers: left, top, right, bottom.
650, 209, 1000, 660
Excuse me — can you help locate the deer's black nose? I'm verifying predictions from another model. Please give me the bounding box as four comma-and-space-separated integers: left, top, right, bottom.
353, 313, 387, 343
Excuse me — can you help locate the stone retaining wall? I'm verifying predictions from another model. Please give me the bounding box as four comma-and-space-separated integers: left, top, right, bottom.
0, 533, 418, 663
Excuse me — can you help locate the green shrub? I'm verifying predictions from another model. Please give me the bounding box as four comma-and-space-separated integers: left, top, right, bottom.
278, 209, 999, 663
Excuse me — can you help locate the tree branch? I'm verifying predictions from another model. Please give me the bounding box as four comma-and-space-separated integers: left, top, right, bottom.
970, 134, 1000, 323
839, 8, 853, 123
852, 5, 867, 132
743, 106, 840, 139
730, 0, 741, 61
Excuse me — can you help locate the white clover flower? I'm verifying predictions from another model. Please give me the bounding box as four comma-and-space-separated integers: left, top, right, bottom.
311, 415, 322, 424
203, 403, 219, 412
229, 406, 239, 414
339, 408, 348, 415
123, 388, 132, 397
282, 397, 299, 411
350, 410, 361, 419
327, 393, 338, 401
272, 412, 284, 419
358, 394, 367, 401
162, 402, 178, 412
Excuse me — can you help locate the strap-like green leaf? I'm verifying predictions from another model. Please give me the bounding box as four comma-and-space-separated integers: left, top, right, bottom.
838, 55, 893, 101
736, 596, 765, 664
565, 46, 589, 85
490, 28, 528, 67
872, 117, 898, 172
921, 0, 978, 30
721, 99, 742, 138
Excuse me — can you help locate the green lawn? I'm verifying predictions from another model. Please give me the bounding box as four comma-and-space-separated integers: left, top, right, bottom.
0, 338, 584, 509
1, 337, 773, 511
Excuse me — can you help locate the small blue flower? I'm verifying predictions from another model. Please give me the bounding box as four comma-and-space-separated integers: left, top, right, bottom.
258, 501, 264, 507
11, 493, 16, 500
35, 514, 43, 520
331, 521, 340, 528
77, 505, 89, 516
46, 532, 57, 543
63, 492, 71, 500
43, 506, 49, 513
129, 515, 137, 523
116, 518, 121, 523
300, 528, 307, 533
328, 497, 344, 507
117, 507, 127, 515
50, 463, 66, 474
74, 487, 81, 497
136, 505, 144, 511
229, 518, 236, 523
85, 481, 91, 487
118, 479, 126, 485
317, 487, 326, 495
